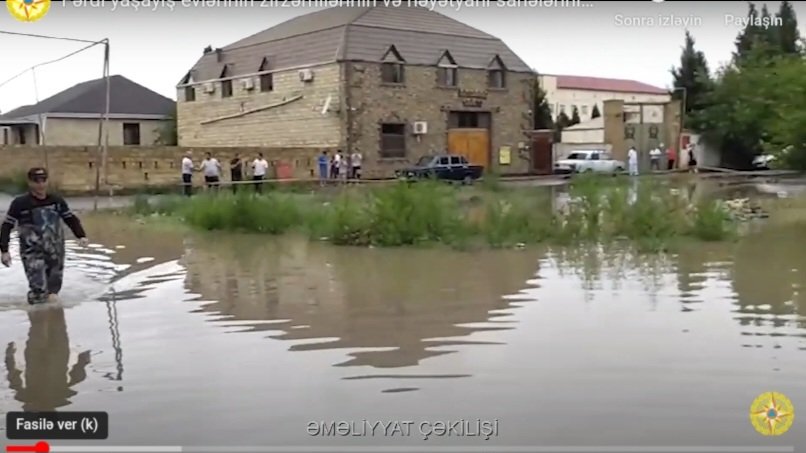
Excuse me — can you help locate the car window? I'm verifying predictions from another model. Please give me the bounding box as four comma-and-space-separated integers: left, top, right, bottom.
590, 153, 600, 161
567, 153, 584, 160
439, 157, 450, 165
450, 156, 462, 165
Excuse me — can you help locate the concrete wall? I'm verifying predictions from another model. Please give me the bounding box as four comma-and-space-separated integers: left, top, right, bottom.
177, 63, 342, 148
561, 125, 604, 144
0, 145, 331, 193
538, 75, 671, 123
43, 118, 166, 146
347, 63, 533, 178
683, 132, 720, 168
602, 99, 682, 171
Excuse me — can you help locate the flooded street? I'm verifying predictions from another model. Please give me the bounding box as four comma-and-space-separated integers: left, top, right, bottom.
1, 183, 805, 450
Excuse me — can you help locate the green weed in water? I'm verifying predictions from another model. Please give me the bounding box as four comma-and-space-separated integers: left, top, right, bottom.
130, 177, 742, 252
688, 200, 737, 241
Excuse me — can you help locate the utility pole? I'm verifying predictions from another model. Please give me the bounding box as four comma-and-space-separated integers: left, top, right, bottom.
94, 39, 110, 206
674, 87, 687, 169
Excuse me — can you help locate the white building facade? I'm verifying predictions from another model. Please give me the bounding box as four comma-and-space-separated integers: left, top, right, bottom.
539, 74, 671, 123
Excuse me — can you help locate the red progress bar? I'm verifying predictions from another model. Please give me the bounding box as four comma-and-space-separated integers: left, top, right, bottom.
5, 442, 49, 453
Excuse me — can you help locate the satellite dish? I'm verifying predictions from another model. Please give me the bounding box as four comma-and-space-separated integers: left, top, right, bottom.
321, 95, 332, 115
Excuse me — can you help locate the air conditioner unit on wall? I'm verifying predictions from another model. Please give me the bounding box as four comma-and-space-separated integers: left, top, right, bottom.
299, 69, 314, 82
203, 83, 215, 93
413, 121, 428, 135
241, 78, 255, 90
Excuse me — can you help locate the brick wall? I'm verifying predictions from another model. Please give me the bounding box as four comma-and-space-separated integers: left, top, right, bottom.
44, 118, 167, 146
346, 63, 533, 178
0, 145, 332, 193
177, 63, 342, 148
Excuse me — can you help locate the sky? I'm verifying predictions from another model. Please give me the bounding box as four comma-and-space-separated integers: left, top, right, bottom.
1, 0, 805, 113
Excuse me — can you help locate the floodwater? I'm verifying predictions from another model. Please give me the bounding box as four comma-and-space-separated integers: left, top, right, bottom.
0, 182, 805, 451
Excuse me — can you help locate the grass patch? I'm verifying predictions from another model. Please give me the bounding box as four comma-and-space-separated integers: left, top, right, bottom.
126, 177, 741, 252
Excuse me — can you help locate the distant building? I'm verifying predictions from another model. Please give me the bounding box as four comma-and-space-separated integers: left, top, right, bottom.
539, 74, 670, 123
0, 75, 175, 147
177, 6, 536, 177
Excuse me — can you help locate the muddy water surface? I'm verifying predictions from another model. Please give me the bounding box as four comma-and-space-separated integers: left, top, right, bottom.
0, 190, 805, 450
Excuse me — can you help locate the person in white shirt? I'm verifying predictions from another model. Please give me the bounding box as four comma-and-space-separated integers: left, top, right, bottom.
331, 151, 342, 180
180, 151, 195, 196
649, 144, 662, 172
350, 150, 362, 180
200, 152, 222, 190
251, 152, 269, 193
627, 146, 639, 176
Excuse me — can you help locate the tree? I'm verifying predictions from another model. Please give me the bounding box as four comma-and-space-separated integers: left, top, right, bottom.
154, 108, 178, 145
775, 0, 802, 55
698, 49, 806, 169
529, 75, 553, 130
555, 111, 571, 129
671, 30, 712, 130
569, 106, 581, 126
590, 104, 601, 119
733, 3, 759, 62
758, 57, 806, 169
553, 111, 571, 142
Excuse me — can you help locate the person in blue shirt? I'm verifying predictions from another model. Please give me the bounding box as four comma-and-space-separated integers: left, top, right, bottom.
317, 150, 329, 185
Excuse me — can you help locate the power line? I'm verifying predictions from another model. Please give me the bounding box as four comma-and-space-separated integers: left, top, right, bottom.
0, 30, 102, 44
0, 39, 105, 90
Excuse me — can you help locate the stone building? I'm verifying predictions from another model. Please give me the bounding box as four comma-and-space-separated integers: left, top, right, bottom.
177, 6, 535, 177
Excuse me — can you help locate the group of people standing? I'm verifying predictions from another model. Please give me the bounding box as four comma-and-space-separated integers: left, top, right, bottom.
317, 149, 362, 184
626, 143, 697, 176
181, 151, 269, 196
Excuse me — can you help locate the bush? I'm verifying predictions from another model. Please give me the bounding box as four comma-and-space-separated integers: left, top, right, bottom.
128, 177, 740, 252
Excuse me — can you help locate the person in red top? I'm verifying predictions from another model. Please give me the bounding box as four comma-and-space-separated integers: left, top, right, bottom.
667, 146, 677, 170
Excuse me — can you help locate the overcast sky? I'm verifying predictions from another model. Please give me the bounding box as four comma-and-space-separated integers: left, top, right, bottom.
1, 1, 804, 113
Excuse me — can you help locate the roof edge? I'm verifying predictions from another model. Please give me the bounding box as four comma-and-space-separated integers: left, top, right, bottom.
347, 23, 501, 41
222, 24, 348, 53
559, 86, 670, 95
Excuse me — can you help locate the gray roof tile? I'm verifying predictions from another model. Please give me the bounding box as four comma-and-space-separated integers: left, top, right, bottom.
182, 6, 532, 85
1, 75, 175, 119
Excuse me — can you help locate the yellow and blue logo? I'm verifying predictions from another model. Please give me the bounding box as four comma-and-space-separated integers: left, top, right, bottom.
750, 391, 795, 436
7, 0, 51, 22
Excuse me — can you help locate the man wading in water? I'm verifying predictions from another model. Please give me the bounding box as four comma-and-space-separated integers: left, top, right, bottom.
0, 168, 89, 304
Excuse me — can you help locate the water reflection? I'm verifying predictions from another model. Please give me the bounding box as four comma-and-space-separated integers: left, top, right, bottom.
4, 307, 90, 411
731, 223, 806, 347
182, 235, 543, 373
547, 224, 806, 352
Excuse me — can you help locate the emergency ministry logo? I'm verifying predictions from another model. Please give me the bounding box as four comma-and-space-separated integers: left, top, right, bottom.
749, 392, 795, 436
7, 0, 51, 22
